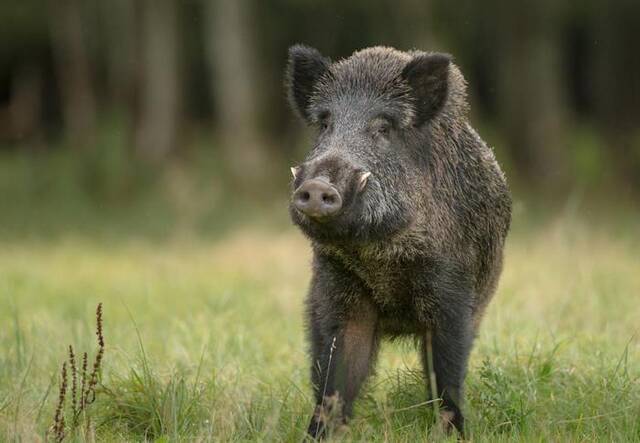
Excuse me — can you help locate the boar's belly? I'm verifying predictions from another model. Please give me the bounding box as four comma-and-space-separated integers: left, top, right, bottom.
377, 307, 422, 337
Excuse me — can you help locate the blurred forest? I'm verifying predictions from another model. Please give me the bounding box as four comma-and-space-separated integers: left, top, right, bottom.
0, 0, 639, 238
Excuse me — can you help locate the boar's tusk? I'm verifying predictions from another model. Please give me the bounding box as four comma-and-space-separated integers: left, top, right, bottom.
290, 166, 299, 179
358, 171, 372, 191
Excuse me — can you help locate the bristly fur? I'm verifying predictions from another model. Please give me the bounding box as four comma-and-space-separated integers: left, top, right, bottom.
286, 45, 511, 439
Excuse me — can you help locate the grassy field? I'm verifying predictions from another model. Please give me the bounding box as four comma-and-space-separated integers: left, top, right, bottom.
1, 210, 639, 442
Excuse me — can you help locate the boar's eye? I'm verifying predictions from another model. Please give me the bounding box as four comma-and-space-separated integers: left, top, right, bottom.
371, 117, 393, 137
317, 111, 330, 132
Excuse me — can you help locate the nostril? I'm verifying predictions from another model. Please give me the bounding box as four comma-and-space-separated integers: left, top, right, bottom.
300, 191, 310, 202
322, 193, 334, 204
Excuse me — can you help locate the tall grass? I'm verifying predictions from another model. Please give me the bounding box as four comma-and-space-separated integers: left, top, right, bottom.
0, 211, 638, 441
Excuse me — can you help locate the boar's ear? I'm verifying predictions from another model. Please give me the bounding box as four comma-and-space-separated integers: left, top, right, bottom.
286, 44, 330, 122
401, 53, 451, 126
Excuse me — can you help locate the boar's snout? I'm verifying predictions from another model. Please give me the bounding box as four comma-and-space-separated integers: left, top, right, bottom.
293, 178, 342, 219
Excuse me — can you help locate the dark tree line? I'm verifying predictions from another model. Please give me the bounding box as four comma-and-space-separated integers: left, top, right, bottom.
0, 0, 638, 192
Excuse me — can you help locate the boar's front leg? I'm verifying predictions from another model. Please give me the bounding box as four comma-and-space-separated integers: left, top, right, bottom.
420, 305, 473, 437
417, 263, 475, 437
306, 287, 378, 439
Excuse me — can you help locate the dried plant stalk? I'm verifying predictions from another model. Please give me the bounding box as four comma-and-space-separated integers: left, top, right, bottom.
79, 351, 88, 413
68, 345, 78, 425
49, 303, 105, 442
85, 303, 105, 405
51, 361, 68, 443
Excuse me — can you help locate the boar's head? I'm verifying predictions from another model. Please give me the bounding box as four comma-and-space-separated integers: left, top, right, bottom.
286, 45, 451, 245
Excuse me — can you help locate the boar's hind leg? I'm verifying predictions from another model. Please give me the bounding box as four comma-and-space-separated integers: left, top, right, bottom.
420, 310, 473, 437
307, 300, 378, 439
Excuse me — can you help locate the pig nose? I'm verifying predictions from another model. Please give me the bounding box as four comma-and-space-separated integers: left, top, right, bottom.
293, 179, 342, 218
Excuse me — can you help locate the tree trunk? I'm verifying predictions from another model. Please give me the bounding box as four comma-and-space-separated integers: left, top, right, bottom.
134, 0, 180, 162
100, 0, 137, 109
48, 0, 97, 148
9, 65, 43, 145
204, 0, 270, 184
593, 2, 640, 192
497, 2, 568, 189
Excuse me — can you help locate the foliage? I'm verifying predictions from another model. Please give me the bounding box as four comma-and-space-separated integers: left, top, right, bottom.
1, 0, 639, 192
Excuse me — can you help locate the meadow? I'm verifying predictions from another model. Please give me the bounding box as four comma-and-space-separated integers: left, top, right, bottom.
1, 190, 639, 441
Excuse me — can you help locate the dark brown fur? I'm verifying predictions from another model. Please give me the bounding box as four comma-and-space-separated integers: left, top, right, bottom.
286, 45, 511, 438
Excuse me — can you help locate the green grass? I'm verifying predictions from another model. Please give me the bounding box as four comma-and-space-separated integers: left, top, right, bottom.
1, 210, 639, 441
